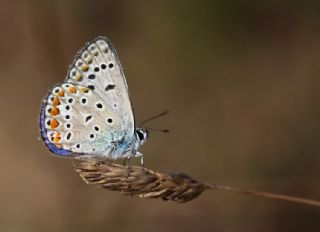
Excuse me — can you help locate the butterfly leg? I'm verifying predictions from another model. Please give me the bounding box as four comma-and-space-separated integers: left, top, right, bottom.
123, 154, 133, 190
96, 157, 108, 166
134, 151, 144, 166
122, 157, 128, 166
122, 156, 131, 166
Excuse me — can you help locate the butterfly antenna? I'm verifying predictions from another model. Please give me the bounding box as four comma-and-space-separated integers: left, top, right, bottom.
145, 127, 170, 133
139, 110, 169, 127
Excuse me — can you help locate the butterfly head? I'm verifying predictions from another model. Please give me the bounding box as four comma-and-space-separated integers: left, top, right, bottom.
135, 128, 149, 145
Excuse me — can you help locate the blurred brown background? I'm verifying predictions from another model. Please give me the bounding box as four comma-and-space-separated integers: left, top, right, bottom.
1, 0, 320, 231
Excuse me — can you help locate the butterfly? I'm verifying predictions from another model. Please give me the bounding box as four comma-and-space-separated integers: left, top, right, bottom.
39, 36, 148, 163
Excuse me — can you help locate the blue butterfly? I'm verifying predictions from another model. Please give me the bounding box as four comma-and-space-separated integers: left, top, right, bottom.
40, 36, 148, 163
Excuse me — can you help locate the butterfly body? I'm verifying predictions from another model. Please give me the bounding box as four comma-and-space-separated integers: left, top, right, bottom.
40, 36, 147, 161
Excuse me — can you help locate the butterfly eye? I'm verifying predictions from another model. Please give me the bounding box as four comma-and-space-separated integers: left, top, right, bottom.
136, 130, 145, 140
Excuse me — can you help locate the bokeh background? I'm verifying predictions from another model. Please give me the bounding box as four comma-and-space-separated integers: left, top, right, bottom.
1, 1, 320, 231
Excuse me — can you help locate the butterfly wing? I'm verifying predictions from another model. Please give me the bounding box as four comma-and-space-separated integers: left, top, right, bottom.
40, 37, 135, 158
40, 83, 127, 156
66, 37, 135, 134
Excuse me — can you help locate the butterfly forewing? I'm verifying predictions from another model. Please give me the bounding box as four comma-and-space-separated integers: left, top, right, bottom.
65, 37, 134, 136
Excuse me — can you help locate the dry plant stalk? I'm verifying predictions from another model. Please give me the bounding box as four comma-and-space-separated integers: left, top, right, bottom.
74, 159, 206, 203
74, 159, 320, 206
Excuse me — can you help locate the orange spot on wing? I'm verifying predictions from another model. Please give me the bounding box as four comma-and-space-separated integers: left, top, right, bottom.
68, 86, 77, 93
58, 90, 65, 97
85, 56, 93, 64
53, 132, 61, 143
52, 97, 60, 106
80, 87, 89, 93
50, 107, 59, 116
53, 89, 64, 97
50, 118, 59, 129
74, 73, 83, 81
81, 64, 89, 72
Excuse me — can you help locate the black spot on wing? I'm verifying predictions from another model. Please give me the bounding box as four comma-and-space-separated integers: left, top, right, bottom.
88, 74, 96, 80
85, 115, 92, 122
105, 84, 116, 91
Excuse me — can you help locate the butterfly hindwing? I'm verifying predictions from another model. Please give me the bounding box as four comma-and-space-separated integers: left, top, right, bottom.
41, 83, 125, 155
